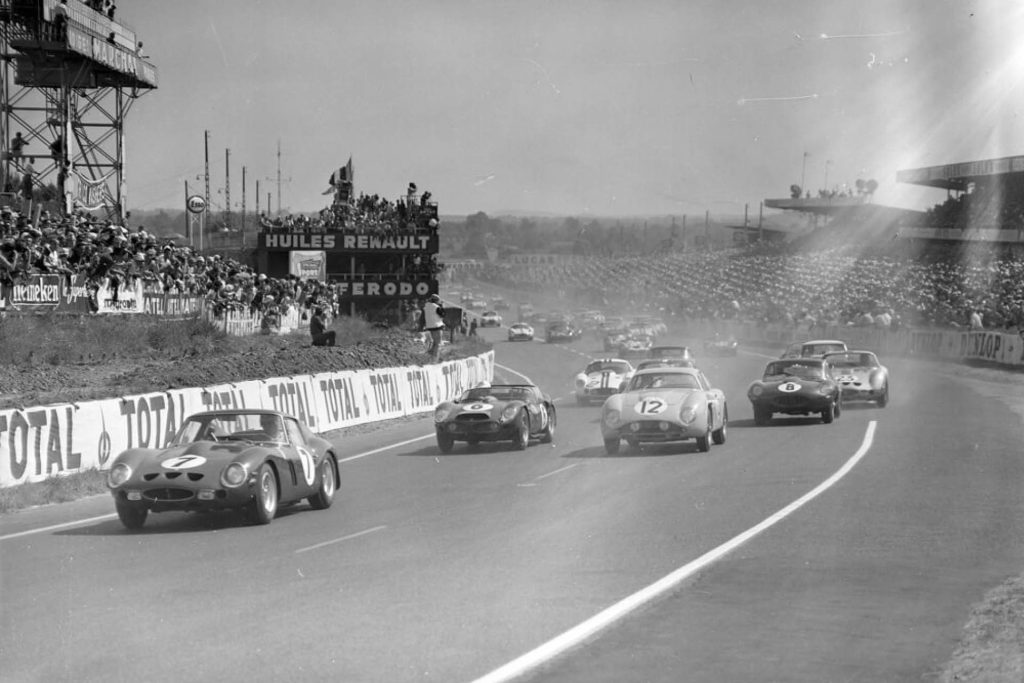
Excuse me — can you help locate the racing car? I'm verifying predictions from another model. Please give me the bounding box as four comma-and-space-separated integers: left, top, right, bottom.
748, 357, 842, 425
546, 321, 581, 343
781, 339, 848, 359
601, 366, 727, 454
574, 358, 635, 406
106, 410, 339, 529
480, 310, 503, 327
618, 333, 654, 357
434, 384, 556, 452
704, 333, 739, 356
602, 326, 630, 352
823, 350, 890, 407
507, 322, 535, 341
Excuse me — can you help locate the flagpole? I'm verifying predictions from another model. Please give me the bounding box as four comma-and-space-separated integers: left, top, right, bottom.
801, 152, 808, 194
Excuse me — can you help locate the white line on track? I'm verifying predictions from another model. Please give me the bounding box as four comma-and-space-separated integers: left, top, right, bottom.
336, 434, 434, 463
294, 525, 388, 554
534, 464, 579, 481
470, 420, 878, 683
0, 513, 117, 542
495, 362, 535, 385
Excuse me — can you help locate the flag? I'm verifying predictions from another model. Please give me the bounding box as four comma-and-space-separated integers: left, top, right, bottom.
345, 156, 353, 184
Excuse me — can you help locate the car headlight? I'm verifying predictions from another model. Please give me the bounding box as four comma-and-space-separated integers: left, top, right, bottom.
750, 385, 763, 397
434, 406, 452, 423
107, 462, 132, 488
603, 409, 620, 428
679, 404, 698, 424
870, 370, 884, 389
818, 384, 834, 395
576, 377, 587, 387
221, 463, 247, 488
501, 405, 519, 421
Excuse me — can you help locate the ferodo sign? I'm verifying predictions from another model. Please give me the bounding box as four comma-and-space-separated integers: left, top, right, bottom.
0, 351, 495, 487
334, 280, 434, 299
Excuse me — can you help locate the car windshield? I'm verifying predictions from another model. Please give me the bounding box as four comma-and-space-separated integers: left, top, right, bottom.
764, 361, 826, 379
585, 361, 631, 374
637, 359, 694, 370
171, 413, 289, 446
802, 343, 846, 357
461, 386, 533, 402
629, 373, 699, 390
826, 353, 878, 369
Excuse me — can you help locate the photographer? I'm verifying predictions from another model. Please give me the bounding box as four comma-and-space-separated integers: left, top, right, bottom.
421, 294, 445, 360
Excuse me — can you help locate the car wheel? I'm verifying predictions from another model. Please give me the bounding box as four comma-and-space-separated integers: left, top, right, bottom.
248, 463, 279, 525
540, 406, 556, 444
821, 400, 836, 424
437, 431, 455, 454
753, 405, 771, 426
877, 385, 889, 408
712, 405, 728, 445
307, 455, 337, 510
115, 501, 148, 530
514, 412, 530, 450
696, 411, 712, 452
604, 438, 621, 455
834, 395, 842, 418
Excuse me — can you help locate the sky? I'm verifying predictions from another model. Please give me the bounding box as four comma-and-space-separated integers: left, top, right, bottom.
112, 0, 1024, 217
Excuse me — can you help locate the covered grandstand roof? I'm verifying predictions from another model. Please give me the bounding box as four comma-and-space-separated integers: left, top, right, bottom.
896, 155, 1024, 192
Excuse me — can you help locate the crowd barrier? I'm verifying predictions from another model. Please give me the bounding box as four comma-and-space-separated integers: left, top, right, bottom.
0, 350, 494, 488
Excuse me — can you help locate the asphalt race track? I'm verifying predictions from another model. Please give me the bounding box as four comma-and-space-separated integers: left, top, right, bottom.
3, 325, 1024, 683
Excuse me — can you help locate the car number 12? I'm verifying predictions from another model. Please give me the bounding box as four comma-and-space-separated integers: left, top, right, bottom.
635, 398, 667, 415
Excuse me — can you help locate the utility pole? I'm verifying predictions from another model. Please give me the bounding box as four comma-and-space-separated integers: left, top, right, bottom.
203, 130, 211, 234
224, 147, 231, 231
241, 165, 246, 243
276, 140, 281, 216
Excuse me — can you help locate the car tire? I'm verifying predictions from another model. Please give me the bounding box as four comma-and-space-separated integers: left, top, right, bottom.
877, 386, 889, 408
712, 405, 728, 445
514, 413, 530, 451
307, 455, 337, 510
115, 501, 148, 530
248, 463, 279, 525
604, 438, 621, 455
696, 412, 712, 452
540, 406, 556, 444
821, 400, 836, 424
753, 405, 771, 426
437, 432, 455, 454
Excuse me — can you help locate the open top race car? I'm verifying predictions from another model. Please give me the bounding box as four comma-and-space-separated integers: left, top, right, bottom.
546, 321, 582, 343
823, 350, 890, 407
574, 358, 635, 405
434, 384, 556, 452
748, 357, 842, 425
507, 322, 535, 341
601, 367, 727, 454
704, 333, 739, 356
781, 339, 848, 359
618, 333, 654, 357
106, 409, 339, 530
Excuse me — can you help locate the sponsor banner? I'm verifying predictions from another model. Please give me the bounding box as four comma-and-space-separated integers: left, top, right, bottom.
1, 352, 494, 487
261, 232, 438, 253
334, 279, 436, 300
66, 169, 116, 212
962, 331, 1024, 365
96, 278, 145, 313
1, 274, 95, 313
289, 250, 327, 281
143, 291, 202, 317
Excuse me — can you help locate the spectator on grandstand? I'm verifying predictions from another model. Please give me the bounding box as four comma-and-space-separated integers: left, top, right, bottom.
10, 132, 27, 159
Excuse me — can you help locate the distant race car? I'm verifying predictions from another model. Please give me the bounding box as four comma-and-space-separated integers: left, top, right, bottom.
635, 358, 696, 371
704, 334, 739, 356
618, 333, 654, 356
574, 358, 635, 406
781, 339, 849, 359
106, 410, 339, 529
507, 322, 535, 341
603, 326, 630, 351
546, 321, 581, 343
480, 310, 503, 327
748, 357, 842, 425
434, 384, 556, 452
824, 350, 890, 407
648, 345, 695, 362
492, 298, 511, 311
601, 367, 728, 454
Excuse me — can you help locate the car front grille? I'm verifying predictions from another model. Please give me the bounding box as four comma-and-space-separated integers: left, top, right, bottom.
775, 395, 810, 407
456, 413, 492, 422
143, 472, 205, 482
143, 488, 195, 502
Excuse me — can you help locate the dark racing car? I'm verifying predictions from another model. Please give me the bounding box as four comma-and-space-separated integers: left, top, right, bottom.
546, 321, 581, 343
434, 384, 556, 452
106, 410, 339, 529
747, 357, 842, 425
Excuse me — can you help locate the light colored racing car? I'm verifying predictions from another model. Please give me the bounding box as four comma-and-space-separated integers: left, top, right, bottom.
823, 350, 890, 407
574, 358, 634, 406
480, 310, 503, 327
507, 322, 535, 341
781, 339, 848, 359
601, 367, 728, 454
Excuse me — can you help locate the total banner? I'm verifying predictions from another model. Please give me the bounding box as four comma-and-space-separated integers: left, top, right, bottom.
0, 351, 494, 487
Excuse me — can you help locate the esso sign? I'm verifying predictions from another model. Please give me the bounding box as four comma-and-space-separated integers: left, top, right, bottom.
186, 195, 206, 213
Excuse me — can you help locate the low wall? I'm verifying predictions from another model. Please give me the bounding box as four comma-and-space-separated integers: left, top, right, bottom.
0, 351, 494, 488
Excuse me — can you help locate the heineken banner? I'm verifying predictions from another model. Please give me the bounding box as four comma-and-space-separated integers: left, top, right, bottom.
1, 275, 201, 315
